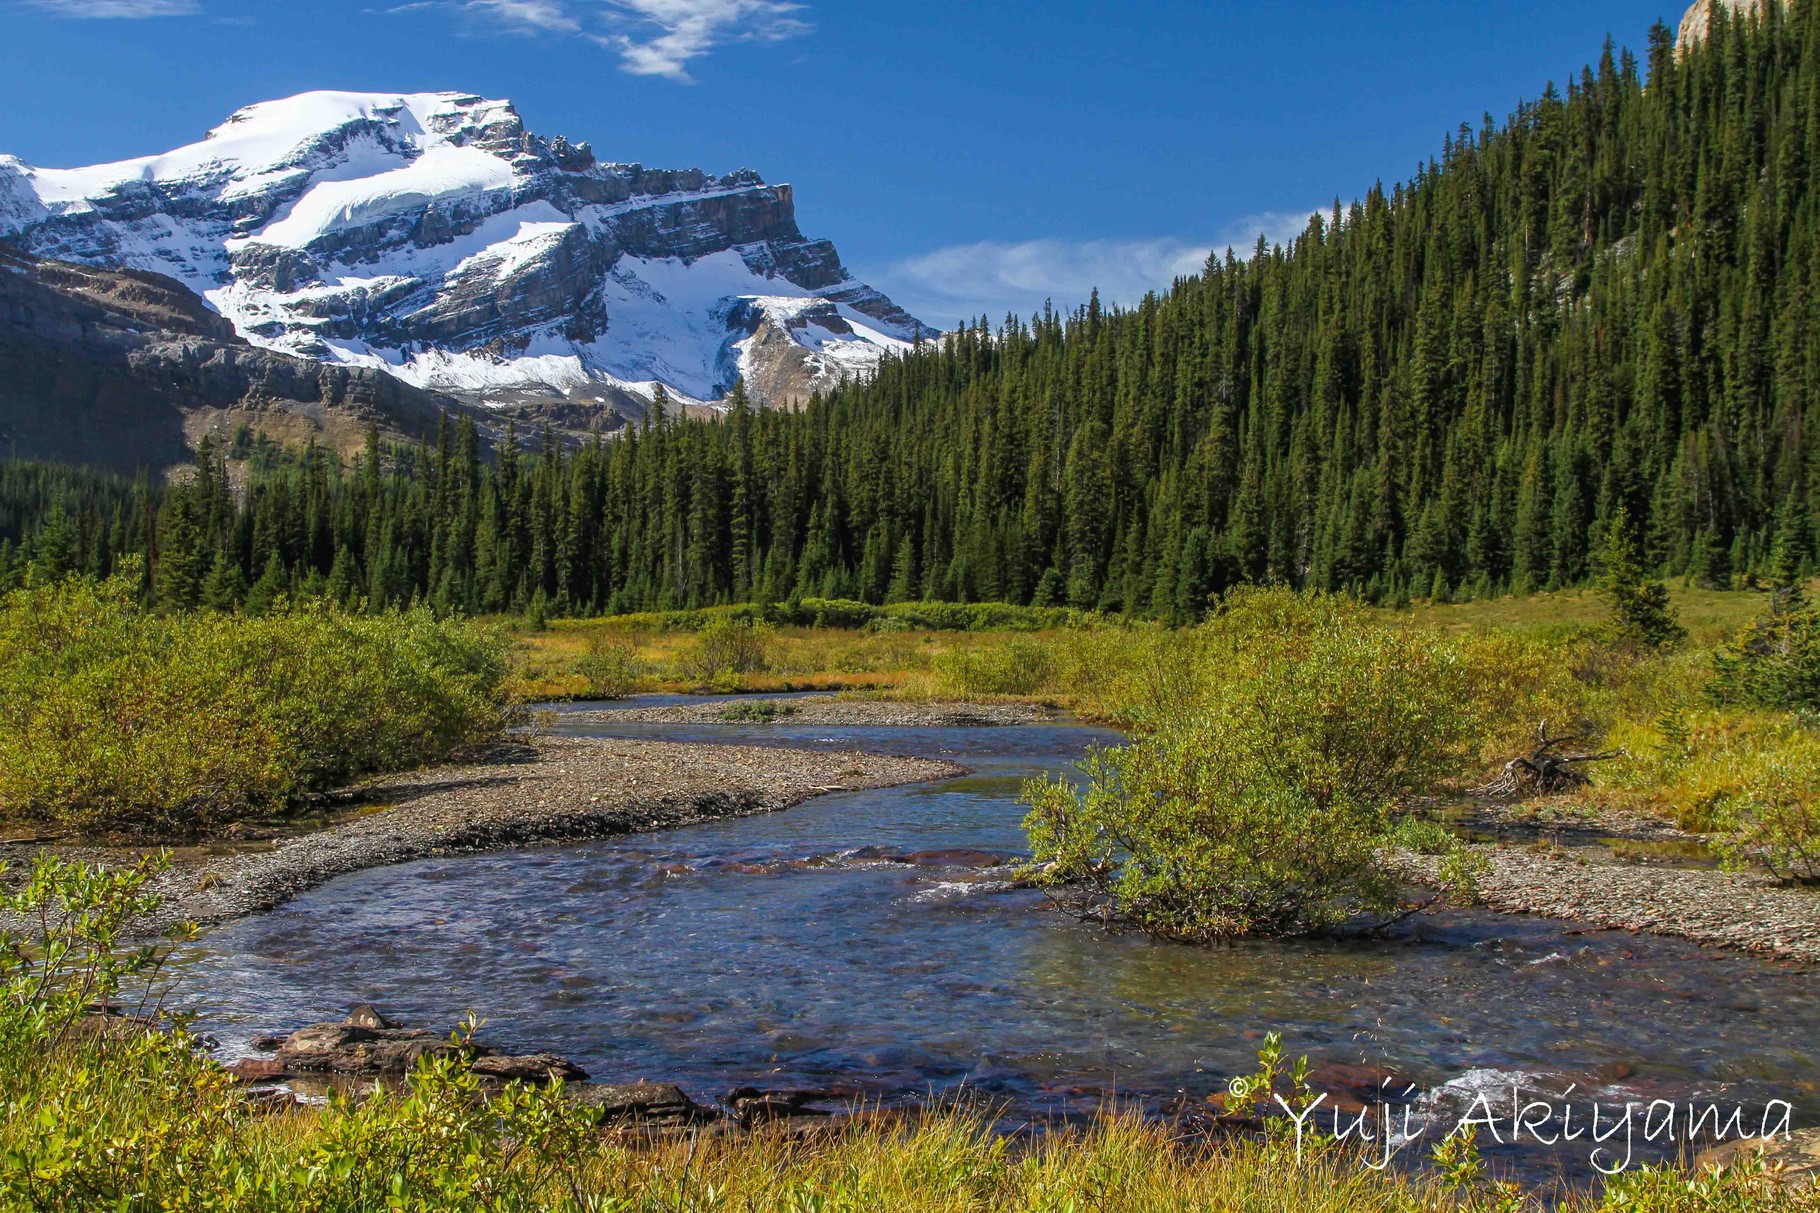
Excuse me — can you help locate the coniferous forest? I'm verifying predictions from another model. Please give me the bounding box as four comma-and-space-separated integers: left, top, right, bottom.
4, 3, 1819, 619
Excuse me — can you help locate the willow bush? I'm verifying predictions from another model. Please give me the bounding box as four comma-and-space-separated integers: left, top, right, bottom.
0, 568, 509, 832
672, 617, 774, 684
1023, 589, 1482, 939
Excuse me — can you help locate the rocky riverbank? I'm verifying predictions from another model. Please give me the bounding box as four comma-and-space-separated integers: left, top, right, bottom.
580, 698, 1056, 728
5, 737, 963, 934
202, 1003, 859, 1133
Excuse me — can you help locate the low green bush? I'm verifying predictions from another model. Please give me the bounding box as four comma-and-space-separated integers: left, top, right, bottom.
0, 569, 509, 832
934, 637, 1059, 697
1023, 589, 1482, 939
573, 632, 643, 699
1710, 588, 1820, 713
672, 618, 774, 683
1712, 741, 1820, 884
718, 700, 795, 723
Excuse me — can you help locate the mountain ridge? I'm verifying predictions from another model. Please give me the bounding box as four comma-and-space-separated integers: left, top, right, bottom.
0, 91, 931, 426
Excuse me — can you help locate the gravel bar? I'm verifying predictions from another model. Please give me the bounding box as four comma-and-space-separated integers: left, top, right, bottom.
120, 737, 963, 932
1396, 846, 1820, 963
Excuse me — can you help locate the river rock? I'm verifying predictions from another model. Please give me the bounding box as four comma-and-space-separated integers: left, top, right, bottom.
225, 1058, 290, 1083
65, 1006, 156, 1044
470, 1052, 589, 1083
1699, 1127, 1820, 1185
726, 1086, 838, 1125
344, 1003, 400, 1030
239, 1087, 302, 1114
571, 1082, 713, 1126
275, 1022, 461, 1074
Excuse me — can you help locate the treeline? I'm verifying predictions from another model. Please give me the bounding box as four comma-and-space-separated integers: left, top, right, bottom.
4, 3, 1820, 618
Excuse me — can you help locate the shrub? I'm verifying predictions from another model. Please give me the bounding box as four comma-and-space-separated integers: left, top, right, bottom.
673, 618, 773, 682
0, 571, 509, 832
718, 700, 795, 723
573, 631, 643, 699
934, 636, 1058, 697
1713, 742, 1820, 883
1023, 589, 1480, 940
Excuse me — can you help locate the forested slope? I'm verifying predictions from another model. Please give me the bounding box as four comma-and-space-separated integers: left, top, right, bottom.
5, 3, 1818, 618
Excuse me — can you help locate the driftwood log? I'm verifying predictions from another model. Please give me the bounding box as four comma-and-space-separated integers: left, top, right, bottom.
1479, 721, 1627, 798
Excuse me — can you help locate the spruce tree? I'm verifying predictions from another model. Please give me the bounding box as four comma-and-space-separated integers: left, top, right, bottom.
1598, 507, 1686, 648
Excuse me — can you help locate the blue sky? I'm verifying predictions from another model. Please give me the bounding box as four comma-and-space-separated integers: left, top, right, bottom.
3, 0, 1680, 328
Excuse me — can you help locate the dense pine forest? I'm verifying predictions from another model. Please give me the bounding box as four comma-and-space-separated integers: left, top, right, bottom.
4, 2, 1819, 618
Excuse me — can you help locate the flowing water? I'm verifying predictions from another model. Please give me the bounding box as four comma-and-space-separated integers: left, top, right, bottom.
178, 701, 1820, 1183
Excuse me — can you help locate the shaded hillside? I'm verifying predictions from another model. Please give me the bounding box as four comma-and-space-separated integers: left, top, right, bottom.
0, 249, 452, 473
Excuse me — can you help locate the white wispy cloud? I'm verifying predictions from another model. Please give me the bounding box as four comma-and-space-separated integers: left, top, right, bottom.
408, 0, 810, 80
876, 211, 1318, 331
466, 0, 579, 33
24, 0, 199, 15
597, 0, 811, 81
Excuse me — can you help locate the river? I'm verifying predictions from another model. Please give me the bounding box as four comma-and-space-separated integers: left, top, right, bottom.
177, 700, 1820, 1182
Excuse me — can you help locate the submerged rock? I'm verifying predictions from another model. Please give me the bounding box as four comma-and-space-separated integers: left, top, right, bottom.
239, 1087, 302, 1114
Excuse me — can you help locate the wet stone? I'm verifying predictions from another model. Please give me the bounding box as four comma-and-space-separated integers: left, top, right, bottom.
726, 1086, 840, 1125
344, 1003, 400, 1030
225, 1058, 290, 1083
570, 1082, 714, 1126
471, 1052, 589, 1083
275, 1022, 460, 1075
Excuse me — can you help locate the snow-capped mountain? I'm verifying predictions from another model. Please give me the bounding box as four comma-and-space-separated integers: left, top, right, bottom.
0, 91, 933, 420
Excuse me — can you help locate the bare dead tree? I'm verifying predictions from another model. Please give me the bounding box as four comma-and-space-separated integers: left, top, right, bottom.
1478, 721, 1627, 799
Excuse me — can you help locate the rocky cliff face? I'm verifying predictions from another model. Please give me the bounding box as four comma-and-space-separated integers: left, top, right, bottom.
0, 247, 454, 471
0, 91, 931, 424
1678, 0, 1780, 47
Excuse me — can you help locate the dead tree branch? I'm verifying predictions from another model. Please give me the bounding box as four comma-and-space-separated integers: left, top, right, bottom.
1478, 720, 1627, 799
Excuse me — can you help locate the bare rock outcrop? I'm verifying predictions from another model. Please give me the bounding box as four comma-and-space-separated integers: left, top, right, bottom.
1678, 0, 1782, 48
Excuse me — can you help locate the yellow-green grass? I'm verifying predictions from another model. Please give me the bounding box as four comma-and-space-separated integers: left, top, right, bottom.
10, 1037, 1804, 1213
1395, 584, 1771, 646
504, 620, 1080, 703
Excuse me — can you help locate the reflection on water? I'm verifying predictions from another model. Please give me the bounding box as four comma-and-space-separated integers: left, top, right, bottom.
176, 702, 1820, 1181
